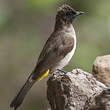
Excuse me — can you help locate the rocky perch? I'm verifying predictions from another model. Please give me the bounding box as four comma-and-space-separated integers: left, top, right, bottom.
47, 55, 110, 110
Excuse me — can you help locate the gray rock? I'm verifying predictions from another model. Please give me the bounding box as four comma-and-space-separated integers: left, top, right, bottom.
93, 55, 110, 87
47, 69, 107, 110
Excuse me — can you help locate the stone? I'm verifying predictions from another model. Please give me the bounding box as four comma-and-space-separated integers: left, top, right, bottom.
93, 55, 110, 87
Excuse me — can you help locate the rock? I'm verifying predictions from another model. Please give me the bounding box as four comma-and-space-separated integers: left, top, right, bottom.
93, 55, 110, 87
47, 69, 107, 110
89, 88, 110, 110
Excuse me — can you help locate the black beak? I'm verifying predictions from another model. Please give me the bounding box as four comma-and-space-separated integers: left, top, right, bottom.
76, 11, 85, 16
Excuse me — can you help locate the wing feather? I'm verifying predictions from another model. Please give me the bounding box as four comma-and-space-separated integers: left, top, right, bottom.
32, 32, 74, 79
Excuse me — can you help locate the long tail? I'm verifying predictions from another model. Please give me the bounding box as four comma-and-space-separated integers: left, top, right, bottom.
10, 74, 36, 110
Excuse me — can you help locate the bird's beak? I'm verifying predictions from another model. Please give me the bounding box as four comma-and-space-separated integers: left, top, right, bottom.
76, 11, 85, 16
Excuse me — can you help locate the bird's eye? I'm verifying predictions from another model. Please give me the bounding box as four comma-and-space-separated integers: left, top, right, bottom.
66, 12, 71, 16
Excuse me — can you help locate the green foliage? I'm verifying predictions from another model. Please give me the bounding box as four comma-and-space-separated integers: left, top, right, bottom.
26, 0, 58, 11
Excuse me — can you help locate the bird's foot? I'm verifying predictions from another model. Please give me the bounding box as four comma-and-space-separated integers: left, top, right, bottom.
57, 69, 67, 74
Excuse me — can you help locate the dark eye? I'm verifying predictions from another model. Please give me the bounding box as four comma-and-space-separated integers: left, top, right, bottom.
66, 12, 72, 16
71, 11, 76, 15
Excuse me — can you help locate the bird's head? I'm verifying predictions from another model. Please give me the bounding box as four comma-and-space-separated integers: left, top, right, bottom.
56, 4, 84, 24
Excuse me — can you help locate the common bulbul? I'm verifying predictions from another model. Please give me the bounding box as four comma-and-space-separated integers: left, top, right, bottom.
10, 4, 84, 110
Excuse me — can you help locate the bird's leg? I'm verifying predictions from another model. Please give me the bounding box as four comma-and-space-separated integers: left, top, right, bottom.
57, 69, 67, 74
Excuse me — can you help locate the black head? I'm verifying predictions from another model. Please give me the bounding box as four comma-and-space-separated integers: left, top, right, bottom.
56, 4, 84, 23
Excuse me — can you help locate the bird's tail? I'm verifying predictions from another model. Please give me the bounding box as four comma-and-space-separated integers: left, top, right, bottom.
10, 74, 36, 110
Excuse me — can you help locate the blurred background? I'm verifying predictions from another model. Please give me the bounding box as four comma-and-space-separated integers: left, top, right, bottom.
0, 0, 110, 110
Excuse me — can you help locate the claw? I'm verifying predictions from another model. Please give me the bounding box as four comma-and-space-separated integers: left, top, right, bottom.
57, 69, 67, 74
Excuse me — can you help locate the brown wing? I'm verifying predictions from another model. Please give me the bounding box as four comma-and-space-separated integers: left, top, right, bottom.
32, 32, 74, 79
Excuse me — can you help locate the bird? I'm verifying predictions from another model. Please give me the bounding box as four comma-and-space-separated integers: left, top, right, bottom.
10, 4, 84, 110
